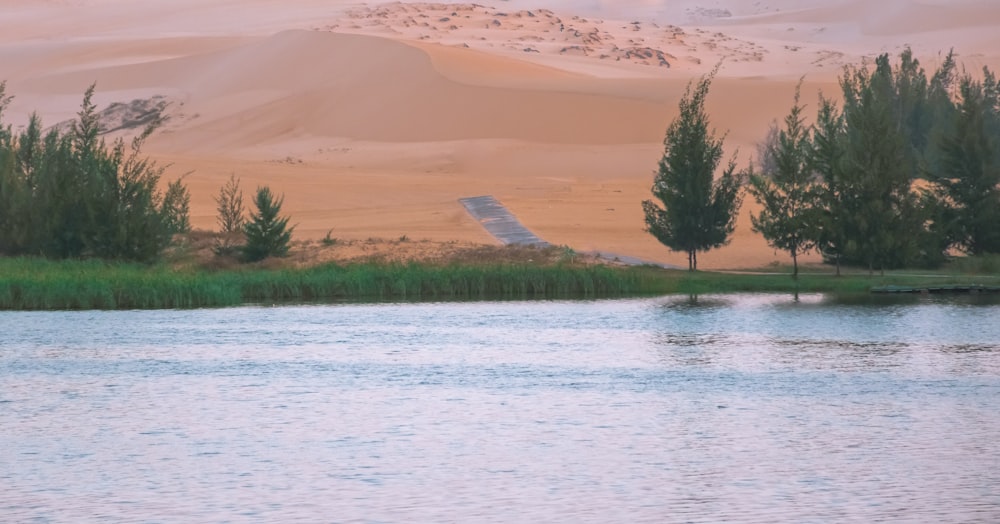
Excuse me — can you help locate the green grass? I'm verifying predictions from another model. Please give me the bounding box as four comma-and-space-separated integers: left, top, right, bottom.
0, 257, 658, 310
946, 254, 1000, 275
1, 256, 997, 310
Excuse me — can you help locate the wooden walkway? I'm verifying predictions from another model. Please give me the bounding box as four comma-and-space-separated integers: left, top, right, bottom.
459, 196, 550, 247
459, 195, 679, 269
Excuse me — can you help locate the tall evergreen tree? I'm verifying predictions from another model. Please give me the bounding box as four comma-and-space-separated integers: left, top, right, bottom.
242, 186, 294, 262
931, 72, 1000, 255
748, 84, 817, 278
838, 55, 921, 272
923, 50, 959, 176
810, 95, 849, 275
894, 48, 936, 180
0, 82, 22, 254
642, 70, 744, 271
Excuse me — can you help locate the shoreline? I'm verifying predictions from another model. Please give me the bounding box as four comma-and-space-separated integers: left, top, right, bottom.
2, 256, 997, 311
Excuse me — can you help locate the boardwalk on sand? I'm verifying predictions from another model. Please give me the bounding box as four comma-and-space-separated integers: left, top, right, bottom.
458, 196, 550, 247
459, 195, 679, 269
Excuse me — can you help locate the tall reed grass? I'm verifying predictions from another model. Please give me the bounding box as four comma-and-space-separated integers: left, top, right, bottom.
2, 257, 994, 311
0, 258, 661, 310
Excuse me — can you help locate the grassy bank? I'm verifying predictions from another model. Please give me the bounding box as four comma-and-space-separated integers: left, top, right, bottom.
1, 257, 997, 310
0, 257, 664, 310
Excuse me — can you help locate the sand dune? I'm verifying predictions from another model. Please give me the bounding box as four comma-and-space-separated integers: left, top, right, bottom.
1, 0, 999, 269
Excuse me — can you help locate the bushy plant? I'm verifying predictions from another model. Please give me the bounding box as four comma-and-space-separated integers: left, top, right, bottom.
0, 83, 189, 262
242, 186, 293, 262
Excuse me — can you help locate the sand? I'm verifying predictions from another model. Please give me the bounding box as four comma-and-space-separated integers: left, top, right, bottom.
2, 0, 998, 269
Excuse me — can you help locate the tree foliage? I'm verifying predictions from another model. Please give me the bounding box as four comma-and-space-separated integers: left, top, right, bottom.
162, 177, 192, 235
930, 72, 1000, 255
802, 52, 960, 272
750, 48, 998, 274
0, 83, 188, 262
809, 95, 850, 274
748, 83, 816, 278
836, 55, 918, 272
242, 186, 293, 262
643, 70, 745, 271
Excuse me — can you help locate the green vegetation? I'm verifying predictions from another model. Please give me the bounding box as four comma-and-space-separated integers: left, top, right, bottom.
929, 71, 1000, 255
1, 256, 996, 311
0, 257, 664, 310
0, 84, 189, 263
241, 186, 293, 262
643, 68, 746, 271
751, 49, 1000, 274
748, 82, 815, 279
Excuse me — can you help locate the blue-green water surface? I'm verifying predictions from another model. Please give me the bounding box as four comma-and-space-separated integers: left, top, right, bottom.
2, 294, 999, 522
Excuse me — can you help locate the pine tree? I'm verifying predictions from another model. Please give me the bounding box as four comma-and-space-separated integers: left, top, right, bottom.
242, 186, 293, 262
0, 81, 22, 254
839, 55, 919, 273
748, 83, 817, 278
811, 95, 849, 275
931, 72, 1000, 255
162, 177, 191, 235
642, 70, 744, 271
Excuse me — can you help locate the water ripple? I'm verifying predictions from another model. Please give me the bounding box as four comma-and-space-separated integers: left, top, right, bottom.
1, 295, 999, 522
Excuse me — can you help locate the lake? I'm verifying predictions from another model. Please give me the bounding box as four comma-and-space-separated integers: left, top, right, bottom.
2, 294, 999, 522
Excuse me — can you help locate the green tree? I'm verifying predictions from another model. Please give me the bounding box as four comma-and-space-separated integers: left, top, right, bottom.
922, 50, 959, 176
642, 70, 744, 271
808, 52, 960, 272
76, 94, 177, 262
0, 83, 188, 262
162, 176, 191, 235
242, 186, 293, 262
748, 83, 817, 278
810, 95, 849, 275
0, 82, 23, 254
930, 71, 1000, 255
838, 55, 922, 272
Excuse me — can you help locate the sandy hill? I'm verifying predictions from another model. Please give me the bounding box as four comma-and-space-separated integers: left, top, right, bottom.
1, 0, 998, 269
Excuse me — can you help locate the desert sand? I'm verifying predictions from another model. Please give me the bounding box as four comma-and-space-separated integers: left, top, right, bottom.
2, 0, 998, 269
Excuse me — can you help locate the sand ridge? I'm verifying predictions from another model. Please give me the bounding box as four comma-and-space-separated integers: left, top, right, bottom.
324, 2, 768, 74
1, 0, 999, 269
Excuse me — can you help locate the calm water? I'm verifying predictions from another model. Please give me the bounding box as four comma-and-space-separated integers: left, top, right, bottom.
2, 294, 999, 523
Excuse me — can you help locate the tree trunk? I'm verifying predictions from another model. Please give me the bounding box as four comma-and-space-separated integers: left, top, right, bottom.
791, 248, 799, 280
692, 250, 698, 271
835, 254, 841, 277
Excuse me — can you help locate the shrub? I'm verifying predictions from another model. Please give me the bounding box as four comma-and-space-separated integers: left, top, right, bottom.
242, 186, 293, 262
